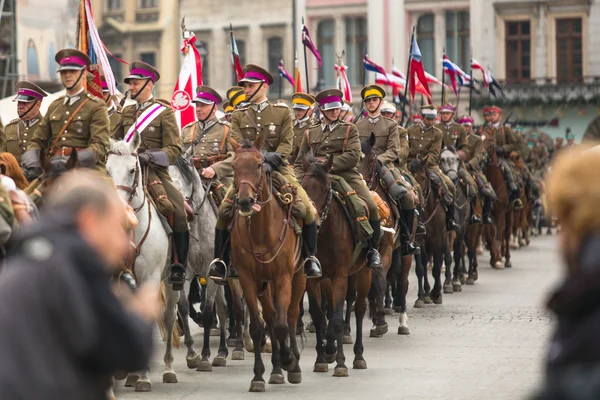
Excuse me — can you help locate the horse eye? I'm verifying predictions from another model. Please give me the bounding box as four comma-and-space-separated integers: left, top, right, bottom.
257, 164, 261, 170
130, 168, 136, 174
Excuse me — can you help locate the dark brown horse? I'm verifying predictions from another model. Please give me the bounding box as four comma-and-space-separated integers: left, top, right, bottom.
301, 154, 372, 377
229, 136, 305, 392
28, 149, 79, 208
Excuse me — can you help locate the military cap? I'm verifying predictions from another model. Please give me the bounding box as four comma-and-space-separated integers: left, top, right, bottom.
238, 64, 274, 86
458, 115, 473, 126
193, 85, 222, 105
124, 61, 161, 84
420, 104, 437, 119
315, 89, 344, 111
13, 80, 48, 102
55, 48, 91, 72
342, 100, 353, 111
361, 84, 386, 101
439, 104, 456, 113
380, 101, 396, 114
222, 100, 234, 114
226, 86, 243, 101
292, 92, 316, 110
100, 75, 118, 92
412, 115, 422, 123
230, 90, 246, 108
488, 105, 502, 114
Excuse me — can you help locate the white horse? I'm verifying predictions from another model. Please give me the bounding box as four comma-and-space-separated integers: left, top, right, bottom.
106, 134, 176, 393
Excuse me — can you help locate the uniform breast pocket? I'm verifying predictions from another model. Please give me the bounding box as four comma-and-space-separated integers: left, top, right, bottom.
240, 127, 256, 141
373, 130, 389, 148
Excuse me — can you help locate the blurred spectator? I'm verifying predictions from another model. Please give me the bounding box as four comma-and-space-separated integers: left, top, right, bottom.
0, 170, 161, 400
582, 115, 600, 143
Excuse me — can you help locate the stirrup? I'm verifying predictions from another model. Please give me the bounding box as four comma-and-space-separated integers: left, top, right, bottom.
366, 249, 382, 268
169, 263, 186, 291
208, 258, 228, 283
303, 256, 322, 279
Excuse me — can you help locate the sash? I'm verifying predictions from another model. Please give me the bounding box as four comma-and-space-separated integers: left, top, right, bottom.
125, 103, 166, 142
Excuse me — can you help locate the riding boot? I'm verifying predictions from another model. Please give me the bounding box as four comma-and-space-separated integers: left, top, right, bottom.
366, 219, 382, 268
401, 209, 420, 255
483, 197, 493, 225
446, 204, 459, 231
416, 206, 427, 236
469, 200, 482, 225
208, 228, 230, 284
507, 182, 524, 210
302, 221, 322, 278
170, 231, 189, 291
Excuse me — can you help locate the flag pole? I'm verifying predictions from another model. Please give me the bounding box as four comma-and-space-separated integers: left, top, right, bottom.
468, 50, 474, 116
229, 23, 236, 86
278, 57, 283, 100
400, 25, 416, 127
441, 48, 446, 106
302, 17, 310, 94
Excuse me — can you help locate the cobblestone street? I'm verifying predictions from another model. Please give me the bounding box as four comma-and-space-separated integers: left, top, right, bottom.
117, 234, 561, 400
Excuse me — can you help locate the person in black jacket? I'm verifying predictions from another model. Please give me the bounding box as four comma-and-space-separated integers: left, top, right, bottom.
0, 171, 161, 400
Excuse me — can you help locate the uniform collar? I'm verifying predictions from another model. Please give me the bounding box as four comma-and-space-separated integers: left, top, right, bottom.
295, 116, 310, 128
250, 99, 269, 113
198, 116, 218, 131
107, 103, 117, 114
136, 96, 155, 110
488, 121, 500, 129
63, 88, 85, 106
23, 115, 41, 128
444, 121, 454, 129
321, 121, 339, 132
368, 114, 381, 124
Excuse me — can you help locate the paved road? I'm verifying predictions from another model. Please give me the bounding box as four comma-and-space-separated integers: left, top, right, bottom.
116, 234, 561, 400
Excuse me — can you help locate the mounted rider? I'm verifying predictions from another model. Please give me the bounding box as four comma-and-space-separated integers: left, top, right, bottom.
101, 75, 122, 132
2, 81, 47, 166
22, 49, 110, 180
181, 85, 234, 190
295, 88, 382, 268
208, 64, 321, 282
436, 104, 481, 224
458, 115, 496, 224
112, 60, 189, 291
355, 85, 419, 255
222, 101, 234, 123
407, 105, 459, 231
477, 105, 523, 209
291, 92, 316, 160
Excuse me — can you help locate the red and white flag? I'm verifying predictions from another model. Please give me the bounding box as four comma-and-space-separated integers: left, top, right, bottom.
171, 34, 203, 131
335, 64, 352, 103
471, 58, 488, 87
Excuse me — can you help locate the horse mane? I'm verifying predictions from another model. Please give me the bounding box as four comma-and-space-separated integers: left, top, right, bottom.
0, 152, 28, 189
174, 156, 199, 186
442, 145, 458, 155
110, 140, 131, 156
409, 159, 425, 175
360, 138, 374, 155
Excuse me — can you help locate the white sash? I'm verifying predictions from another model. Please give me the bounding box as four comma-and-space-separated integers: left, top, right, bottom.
125, 103, 166, 142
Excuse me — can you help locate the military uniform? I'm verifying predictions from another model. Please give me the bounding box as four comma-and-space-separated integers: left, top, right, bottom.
291, 93, 316, 161
530, 141, 549, 173
107, 104, 122, 133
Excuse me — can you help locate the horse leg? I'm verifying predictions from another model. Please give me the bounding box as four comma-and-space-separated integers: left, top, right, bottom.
200, 282, 228, 369
504, 211, 513, 268
239, 279, 267, 392
430, 245, 444, 305
159, 285, 180, 384
443, 234, 454, 294
225, 283, 237, 346
177, 287, 201, 370
384, 282, 393, 311
296, 290, 305, 335
286, 272, 306, 384
257, 289, 284, 385
398, 252, 412, 334
344, 275, 357, 343
369, 266, 388, 338
230, 291, 245, 360
308, 281, 328, 372
353, 268, 371, 370
331, 275, 349, 377
452, 234, 463, 292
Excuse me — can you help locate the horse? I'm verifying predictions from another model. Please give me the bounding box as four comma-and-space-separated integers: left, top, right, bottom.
168, 157, 231, 371
482, 139, 513, 269
229, 135, 305, 392
359, 134, 412, 335
301, 153, 374, 375
409, 158, 447, 306
439, 147, 472, 293
0, 152, 29, 190
28, 148, 79, 208
106, 135, 173, 392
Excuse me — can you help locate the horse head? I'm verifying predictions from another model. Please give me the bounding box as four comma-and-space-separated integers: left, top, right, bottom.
106, 133, 143, 208
440, 145, 460, 182
481, 134, 498, 165
359, 132, 379, 188
232, 133, 266, 216
301, 152, 334, 219
38, 147, 79, 197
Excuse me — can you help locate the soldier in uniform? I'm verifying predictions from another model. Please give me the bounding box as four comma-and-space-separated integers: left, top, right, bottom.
565, 130, 576, 148
355, 85, 419, 255
291, 92, 316, 160
226, 86, 248, 110
1, 81, 47, 167
436, 104, 481, 224
112, 61, 189, 290
295, 89, 382, 268
530, 133, 550, 173
222, 101, 234, 123
21, 49, 110, 179
209, 64, 321, 281
477, 105, 523, 209
407, 105, 459, 231
340, 100, 353, 122
101, 76, 121, 132
181, 86, 233, 189
459, 116, 496, 224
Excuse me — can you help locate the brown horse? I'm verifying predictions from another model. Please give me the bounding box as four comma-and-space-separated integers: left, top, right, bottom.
510, 152, 533, 248
482, 139, 513, 269
301, 154, 372, 376
0, 153, 28, 190
229, 136, 305, 392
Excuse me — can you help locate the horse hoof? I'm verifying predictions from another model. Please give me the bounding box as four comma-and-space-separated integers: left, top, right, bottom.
443, 285, 453, 294
343, 334, 353, 344
423, 296, 433, 304
262, 342, 272, 353
466, 277, 475, 285
459, 276, 466, 285
282, 357, 298, 373
520, 239, 528, 247
124, 374, 139, 387
288, 371, 302, 384
397, 326, 410, 335
268, 373, 285, 384
505, 261, 513, 268
432, 294, 443, 305
134, 379, 152, 392
375, 323, 388, 336
325, 353, 337, 364
212, 355, 227, 367
232, 350, 245, 361
196, 360, 213, 372
333, 367, 349, 377
307, 322, 316, 333
384, 307, 393, 315
473, 271, 479, 281
453, 282, 462, 292
186, 354, 202, 369
369, 328, 382, 338
414, 299, 425, 308
226, 338, 237, 347
393, 305, 403, 313
162, 371, 178, 384
114, 370, 128, 380
353, 359, 367, 370
249, 381, 266, 392
493, 261, 504, 269
314, 362, 329, 373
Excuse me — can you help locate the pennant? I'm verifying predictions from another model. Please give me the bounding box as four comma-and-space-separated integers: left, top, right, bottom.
335, 64, 353, 103
171, 34, 203, 130
294, 56, 303, 93
392, 65, 405, 80
487, 70, 505, 97
230, 27, 244, 82
409, 35, 431, 100
471, 58, 488, 87
278, 59, 295, 87
302, 24, 322, 67
375, 72, 405, 96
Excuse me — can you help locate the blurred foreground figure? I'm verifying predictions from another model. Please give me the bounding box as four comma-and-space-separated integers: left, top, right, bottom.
0, 170, 160, 400
533, 144, 600, 400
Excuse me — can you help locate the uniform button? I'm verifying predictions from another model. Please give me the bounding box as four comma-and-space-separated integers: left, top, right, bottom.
66, 111, 70, 115
24, 133, 27, 137
257, 117, 261, 120
246, 125, 249, 127
257, 124, 261, 127
65, 120, 68, 123
201, 147, 205, 149
62, 137, 66, 141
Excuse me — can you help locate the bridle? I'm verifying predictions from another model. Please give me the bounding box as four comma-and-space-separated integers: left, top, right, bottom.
303, 170, 333, 225
363, 149, 379, 191
110, 151, 145, 211
233, 155, 273, 212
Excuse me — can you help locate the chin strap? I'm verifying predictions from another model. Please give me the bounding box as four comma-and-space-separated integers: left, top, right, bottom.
131, 79, 151, 100
17, 101, 38, 119
199, 104, 217, 123
245, 82, 264, 104
64, 70, 85, 91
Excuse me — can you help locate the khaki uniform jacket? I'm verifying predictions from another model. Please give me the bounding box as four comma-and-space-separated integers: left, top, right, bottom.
436, 122, 470, 153
293, 117, 315, 156
108, 105, 121, 134
1, 114, 42, 164
112, 98, 182, 164
478, 123, 516, 154
181, 118, 234, 187
28, 92, 110, 168
466, 134, 485, 172
407, 124, 443, 168
355, 115, 400, 168
396, 126, 410, 169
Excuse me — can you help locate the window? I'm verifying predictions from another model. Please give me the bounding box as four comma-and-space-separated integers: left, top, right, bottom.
417, 14, 435, 75
109, 54, 123, 86
267, 37, 283, 96
196, 41, 209, 85
139, 0, 156, 8
556, 18, 583, 82
107, 0, 121, 10
345, 17, 367, 85
317, 19, 335, 88
140, 52, 156, 67
236, 39, 247, 67
26, 39, 39, 79
48, 42, 56, 78
446, 10, 470, 71
505, 20, 531, 83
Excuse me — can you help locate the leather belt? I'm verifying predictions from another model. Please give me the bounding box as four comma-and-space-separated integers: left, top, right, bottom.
54, 147, 85, 157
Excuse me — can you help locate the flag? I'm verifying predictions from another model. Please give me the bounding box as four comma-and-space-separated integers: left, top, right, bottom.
392, 64, 405, 79
424, 71, 444, 86
294, 55, 303, 93
302, 24, 322, 67
171, 34, 203, 130
364, 55, 388, 76
443, 54, 459, 95
409, 34, 431, 100
335, 64, 352, 102
230, 26, 244, 82
376, 72, 405, 96
471, 58, 488, 87
278, 59, 295, 87
487, 70, 505, 97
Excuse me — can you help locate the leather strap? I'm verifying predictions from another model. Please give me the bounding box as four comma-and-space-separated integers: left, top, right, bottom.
243, 110, 261, 133
189, 122, 197, 143
342, 124, 352, 152
49, 98, 91, 155
219, 125, 230, 153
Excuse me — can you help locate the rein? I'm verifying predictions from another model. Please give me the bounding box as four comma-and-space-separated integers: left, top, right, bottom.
420, 169, 443, 226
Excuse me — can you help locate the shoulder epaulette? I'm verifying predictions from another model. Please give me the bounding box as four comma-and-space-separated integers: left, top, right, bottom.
7, 118, 19, 126
182, 120, 197, 130
273, 103, 289, 109
217, 119, 231, 127
155, 98, 171, 107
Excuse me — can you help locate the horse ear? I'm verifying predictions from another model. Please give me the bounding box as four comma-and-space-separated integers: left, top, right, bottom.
254, 132, 265, 152
325, 154, 334, 172
230, 138, 240, 153
66, 148, 78, 169
302, 153, 311, 172
369, 132, 376, 147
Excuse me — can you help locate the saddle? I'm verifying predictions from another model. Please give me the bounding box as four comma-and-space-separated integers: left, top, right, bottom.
329, 175, 373, 245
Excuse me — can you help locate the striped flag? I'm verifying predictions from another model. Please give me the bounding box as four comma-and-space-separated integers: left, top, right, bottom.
335, 64, 352, 102
294, 54, 303, 92
278, 59, 295, 86
171, 34, 203, 130
230, 27, 244, 82
409, 34, 431, 99
302, 24, 322, 67
471, 58, 488, 87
